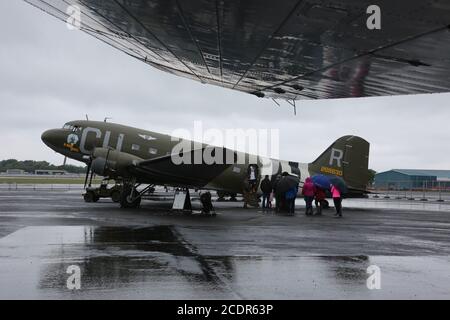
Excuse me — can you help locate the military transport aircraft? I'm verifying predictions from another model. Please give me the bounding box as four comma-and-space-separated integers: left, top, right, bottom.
41, 120, 370, 208
24, 0, 450, 104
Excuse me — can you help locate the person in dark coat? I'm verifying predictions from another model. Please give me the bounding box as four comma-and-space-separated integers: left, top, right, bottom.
273, 174, 282, 212
260, 175, 273, 209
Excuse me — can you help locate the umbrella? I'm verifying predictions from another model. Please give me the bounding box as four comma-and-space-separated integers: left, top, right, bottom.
329, 176, 348, 194
311, 174, 349, 194
275, 175, 299, 195
311, 174, 332, 190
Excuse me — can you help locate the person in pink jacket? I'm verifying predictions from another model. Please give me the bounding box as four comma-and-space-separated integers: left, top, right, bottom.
302, 177, 316, 215
331, 184, 342, 217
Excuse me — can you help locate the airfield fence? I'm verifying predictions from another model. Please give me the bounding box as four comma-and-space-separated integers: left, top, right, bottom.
369, 180, 450, 202
1, 180, 450, 202
0, 183, 84, 191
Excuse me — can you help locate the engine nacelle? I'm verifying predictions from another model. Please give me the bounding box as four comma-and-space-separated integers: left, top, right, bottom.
90, 148, 142, 177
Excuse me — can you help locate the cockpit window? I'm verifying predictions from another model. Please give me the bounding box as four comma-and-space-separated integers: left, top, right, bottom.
62, 124, 82, 132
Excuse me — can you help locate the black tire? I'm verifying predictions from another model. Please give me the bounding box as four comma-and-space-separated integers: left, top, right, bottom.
120, 185, 141, 208
111, 190, 121, 203
84, 191, 95, 203
323, 200, 330, 209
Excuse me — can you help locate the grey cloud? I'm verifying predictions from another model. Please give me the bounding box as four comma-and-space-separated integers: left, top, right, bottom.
1, 1, 450, 171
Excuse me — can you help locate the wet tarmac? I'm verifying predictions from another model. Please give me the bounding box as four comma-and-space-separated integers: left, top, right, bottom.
1, 190, 450, 299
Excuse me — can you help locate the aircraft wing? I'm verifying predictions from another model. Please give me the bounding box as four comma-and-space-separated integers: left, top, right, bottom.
24, 0, 450, 101
131, 149, 232, 188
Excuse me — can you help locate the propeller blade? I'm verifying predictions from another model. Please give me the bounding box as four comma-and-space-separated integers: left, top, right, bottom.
62, 156, 67, 167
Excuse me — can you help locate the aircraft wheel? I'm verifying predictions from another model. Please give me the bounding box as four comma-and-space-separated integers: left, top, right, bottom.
111, 190, 121, 203
120, 185, 141, 208
120, 196, 141, 209
84, 191, 95, 203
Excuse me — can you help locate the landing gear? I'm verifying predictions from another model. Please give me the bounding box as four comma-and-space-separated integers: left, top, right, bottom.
120, 184, 141, 208
119, 181, 155, 209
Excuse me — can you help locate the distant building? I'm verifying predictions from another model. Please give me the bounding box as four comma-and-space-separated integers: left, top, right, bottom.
374, 169, 450, 190
34, 169, 67, 175
5, 169, 26, 175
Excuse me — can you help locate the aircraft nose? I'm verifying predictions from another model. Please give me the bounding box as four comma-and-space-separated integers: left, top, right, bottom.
41, 129, 61, 149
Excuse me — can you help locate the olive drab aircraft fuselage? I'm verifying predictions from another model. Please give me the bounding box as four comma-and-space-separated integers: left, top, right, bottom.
42, 120, 370, 207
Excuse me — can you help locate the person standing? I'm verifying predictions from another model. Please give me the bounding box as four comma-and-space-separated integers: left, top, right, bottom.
331, 184, 342, 217
248, 165, 258, 193
302, 177, 316, 216
273, 174, 282, 213
260, 175, 273, 209
242, 178, 250, 209
314, 187, 326, 215
285, 185, 298, 215
268, 191, 274, 209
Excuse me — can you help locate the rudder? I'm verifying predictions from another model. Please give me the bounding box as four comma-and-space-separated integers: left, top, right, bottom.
309, 136, 370, 191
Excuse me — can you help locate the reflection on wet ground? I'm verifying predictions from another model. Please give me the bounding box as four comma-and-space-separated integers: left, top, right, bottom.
343, 198, 450, 212
1, 190, 450, 299
1, 225, 449, 299
39, 226, 234, 295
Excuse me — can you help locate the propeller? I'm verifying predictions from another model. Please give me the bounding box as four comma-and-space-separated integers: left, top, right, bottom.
83, 147, 114, 189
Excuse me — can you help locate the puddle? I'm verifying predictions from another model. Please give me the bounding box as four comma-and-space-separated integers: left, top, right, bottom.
0, 226, 449, 299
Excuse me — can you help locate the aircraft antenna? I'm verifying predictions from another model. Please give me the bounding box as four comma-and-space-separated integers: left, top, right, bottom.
286, 99, 297, 115
271, 98, 280, 107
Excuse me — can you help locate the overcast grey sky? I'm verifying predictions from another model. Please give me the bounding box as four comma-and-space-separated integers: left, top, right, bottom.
1, 1, 449, 172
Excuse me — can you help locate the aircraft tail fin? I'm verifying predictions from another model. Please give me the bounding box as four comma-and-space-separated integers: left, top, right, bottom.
309, 136, 370, 191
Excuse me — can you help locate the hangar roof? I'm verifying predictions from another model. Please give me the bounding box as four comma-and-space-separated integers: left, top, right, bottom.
388, 169, 450, 179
